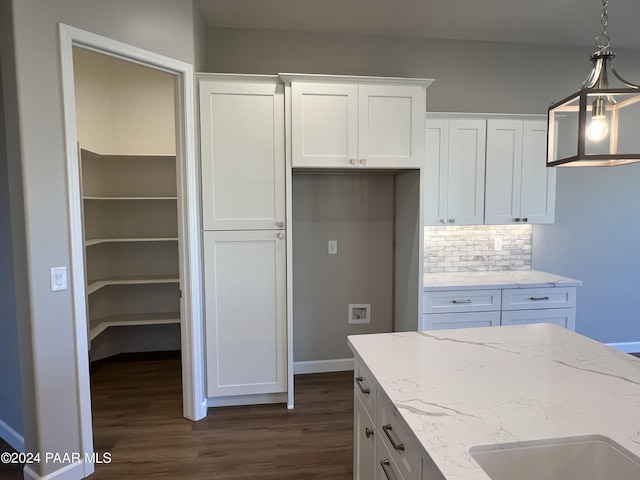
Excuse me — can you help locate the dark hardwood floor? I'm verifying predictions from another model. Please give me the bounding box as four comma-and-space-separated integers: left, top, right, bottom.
89, 353, 353, 479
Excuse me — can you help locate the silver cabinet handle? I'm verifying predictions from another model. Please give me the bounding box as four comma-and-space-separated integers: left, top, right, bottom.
452, 299, 472, 304
355, 376, 370, 395
440, 219, 447, 224
359, 158, 367, 166
514, 218, 521, 222
382, 424, 405, 451
522, 218, 528, 222
350, 158, 357, 165
380, 459, 394, 480
448, 219, 455, 223
365, 427, 374, 438
277, 221, 284, 228
529, 296, 550, 301
277, 233, 284, 239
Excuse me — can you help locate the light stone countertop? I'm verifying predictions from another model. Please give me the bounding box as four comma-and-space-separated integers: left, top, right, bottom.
348, 324, 640, 480
424, 269, 582, 291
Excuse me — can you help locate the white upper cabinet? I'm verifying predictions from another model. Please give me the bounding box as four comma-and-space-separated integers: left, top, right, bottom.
485, 118, 556, 224
424, 118, 486, 225
199, 77, 285, 230
287, 76, 430, 169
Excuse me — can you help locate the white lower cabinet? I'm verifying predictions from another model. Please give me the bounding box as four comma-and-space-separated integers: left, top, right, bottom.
423, 286, 577, 331
354, 392, 376, 480
354, 359, 428, 480
203, 230, 286, 397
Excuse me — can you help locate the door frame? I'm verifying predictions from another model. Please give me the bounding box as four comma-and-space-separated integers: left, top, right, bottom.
59, 23, 206, 475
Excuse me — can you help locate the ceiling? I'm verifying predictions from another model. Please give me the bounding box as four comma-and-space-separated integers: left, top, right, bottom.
197, 0, 640, 51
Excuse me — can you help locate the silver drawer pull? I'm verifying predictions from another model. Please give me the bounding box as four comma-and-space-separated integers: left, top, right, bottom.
452, 299, 472, 304
529, 296, 550, 301
355, 376, 370, 395
382, 424, 405, 451
380, 459, 395, 480
365, 427, 374, 438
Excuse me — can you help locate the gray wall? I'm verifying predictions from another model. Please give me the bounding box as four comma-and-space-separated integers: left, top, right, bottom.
205, 26, 640, 345
0, 44, 24, 450
4, 0, 200, 476
292, 175, 394, 362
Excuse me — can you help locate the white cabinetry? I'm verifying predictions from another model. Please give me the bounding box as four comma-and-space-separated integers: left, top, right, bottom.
354, 392, 376, 480
424, 118, 486, 225
288, 76, 429, 169
203, 230, 286, 397
485, 119, 556, 224
199, 75, 287, 402
199, 80, 285, 231
423, 286, 577, 331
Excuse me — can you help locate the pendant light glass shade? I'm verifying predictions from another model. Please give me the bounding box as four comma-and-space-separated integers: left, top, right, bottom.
547, 2, 640, 167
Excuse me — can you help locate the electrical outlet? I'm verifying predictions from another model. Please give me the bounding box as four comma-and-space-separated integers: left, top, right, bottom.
328, 240, 338, 255
494, 238, 503, 251
50, 266, 68, 291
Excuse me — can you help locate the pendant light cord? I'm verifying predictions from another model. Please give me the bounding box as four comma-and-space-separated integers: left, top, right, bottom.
596, 0, 611, 49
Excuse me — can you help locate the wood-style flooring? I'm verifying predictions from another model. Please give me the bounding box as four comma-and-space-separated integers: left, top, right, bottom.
93, 352, 353, 479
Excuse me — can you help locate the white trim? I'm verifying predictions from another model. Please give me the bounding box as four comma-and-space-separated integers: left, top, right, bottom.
206, 393, 287, 408
284, 82, 295, 410
58, 24, 206, 476
0, 418, 24, 453
279, 73, 434, 87
607, 342, 640, 354
293, 358, 355, 375
24, 461, 85, 480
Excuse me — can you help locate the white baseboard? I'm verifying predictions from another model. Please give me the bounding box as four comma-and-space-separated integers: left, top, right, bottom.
24, 460, 86, 480
607, 341, 640, 354
294, 358, 354, 375
0, 418, 24, 453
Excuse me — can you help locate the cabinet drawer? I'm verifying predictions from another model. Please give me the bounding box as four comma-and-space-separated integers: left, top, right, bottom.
423, 289, 501, 314
377, 394, 421, 480
501, 287, 576, 311
354, 357, 376, 420
376, 433, 407, 480
501, 307, 576, 330
423, 311, 501, 330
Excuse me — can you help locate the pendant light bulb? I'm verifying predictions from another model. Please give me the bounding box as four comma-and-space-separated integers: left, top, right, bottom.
586, 97, 609, 142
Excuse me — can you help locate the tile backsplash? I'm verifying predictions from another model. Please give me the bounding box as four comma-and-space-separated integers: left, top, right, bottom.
424, 224, 532, 273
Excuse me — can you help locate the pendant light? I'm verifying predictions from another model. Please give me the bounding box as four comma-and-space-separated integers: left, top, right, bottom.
547, 0, 640, 167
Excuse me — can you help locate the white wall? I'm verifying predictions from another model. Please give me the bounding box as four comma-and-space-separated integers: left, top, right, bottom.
3, 1, 200, 477
205, 26, 640, 346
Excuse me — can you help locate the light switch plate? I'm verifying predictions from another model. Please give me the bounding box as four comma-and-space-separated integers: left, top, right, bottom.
50, 267, 68, 291
328, 240, 338, 255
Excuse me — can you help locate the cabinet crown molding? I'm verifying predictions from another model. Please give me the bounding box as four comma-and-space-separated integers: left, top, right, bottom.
279, 73, 434, 87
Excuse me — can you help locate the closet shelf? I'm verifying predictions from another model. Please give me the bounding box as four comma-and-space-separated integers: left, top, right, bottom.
83, 196, 178, 201
87, 275, 179, 295
88, 312, 180, 340
85, 237, 179, 247
80, 148, 176, 159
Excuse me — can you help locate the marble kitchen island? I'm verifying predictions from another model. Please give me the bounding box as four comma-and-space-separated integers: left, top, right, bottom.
348, 324, 640, 480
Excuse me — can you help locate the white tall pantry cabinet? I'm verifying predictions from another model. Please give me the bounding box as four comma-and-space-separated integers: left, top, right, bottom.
198, 73, 431, 408
199, 75, 287, 403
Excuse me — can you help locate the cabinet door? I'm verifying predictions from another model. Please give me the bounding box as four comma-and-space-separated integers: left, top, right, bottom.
520, 120, 556, 224
204, 230, 286, 397
446, 119, 486, 225
199, 80, 285, 230
424, 119, 449, 226
485, 119, 523, 225
358, 85, 425, 168
354, 392, 376, 480
291, 82, 358, 168
423, 311, 501, 330
501, 308, 576, 330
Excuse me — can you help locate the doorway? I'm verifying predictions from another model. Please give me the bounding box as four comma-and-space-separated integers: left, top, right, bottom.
59, 25, 205, 478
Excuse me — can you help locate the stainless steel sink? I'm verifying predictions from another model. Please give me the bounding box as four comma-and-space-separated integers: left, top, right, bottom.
468, 434, 640, 480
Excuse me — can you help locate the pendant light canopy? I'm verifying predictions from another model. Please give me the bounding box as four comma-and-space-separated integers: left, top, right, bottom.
547, 0, 640, 167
